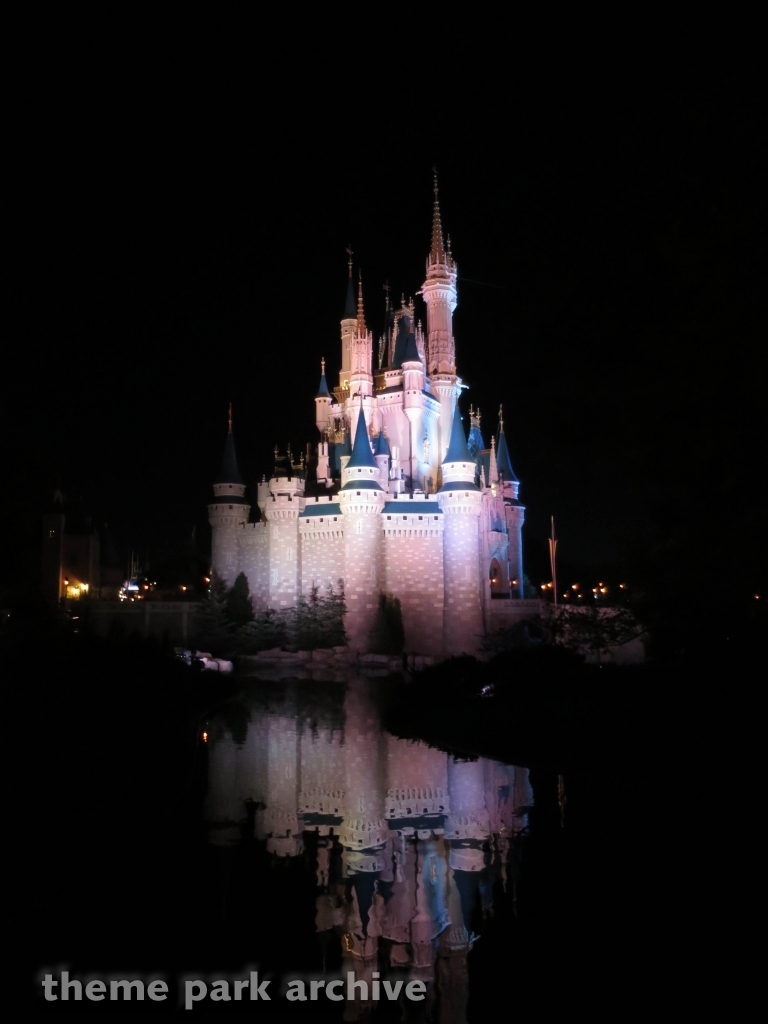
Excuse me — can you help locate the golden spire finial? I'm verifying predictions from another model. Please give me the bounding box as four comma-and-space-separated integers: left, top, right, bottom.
430, 166, 445, 264
356, 271, 366, 335
499, 404, 505, 433
228, 402, 233, 434
321, 356, 326, 375
346, 242, 353, 278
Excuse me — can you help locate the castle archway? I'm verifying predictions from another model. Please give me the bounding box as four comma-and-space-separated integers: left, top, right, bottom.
489, 558, 506, 598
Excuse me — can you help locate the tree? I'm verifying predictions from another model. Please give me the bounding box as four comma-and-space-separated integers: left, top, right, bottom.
226, 572, 255, 627
238, 608, 287, 653
544, 603, 646, 664
193, 570, 235, 656
369, 593, 405, 654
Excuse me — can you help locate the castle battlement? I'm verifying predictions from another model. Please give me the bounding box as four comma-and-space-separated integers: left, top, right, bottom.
208, 178, 527, 657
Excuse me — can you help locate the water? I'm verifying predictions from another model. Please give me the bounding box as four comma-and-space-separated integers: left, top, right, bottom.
200, 679, 533, 1020
31, 666, 661, 1016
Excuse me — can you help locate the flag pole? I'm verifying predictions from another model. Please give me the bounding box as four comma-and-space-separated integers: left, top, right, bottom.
549, 516, 558, 607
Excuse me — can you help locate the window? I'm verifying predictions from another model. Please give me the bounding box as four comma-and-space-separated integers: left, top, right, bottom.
387, 515, 391, 520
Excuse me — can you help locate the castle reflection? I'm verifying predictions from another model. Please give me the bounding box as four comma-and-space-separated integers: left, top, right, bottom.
204, 680, 532, 1021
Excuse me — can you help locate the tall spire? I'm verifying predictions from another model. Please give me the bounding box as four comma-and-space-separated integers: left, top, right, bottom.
489, 434, 498, 485
442, 403, 473, 465
430, 167, 446, 264
356, 271, 366, 335
217, 407, 244, 485
496, 404, 518, 482
316, 356, 331, 398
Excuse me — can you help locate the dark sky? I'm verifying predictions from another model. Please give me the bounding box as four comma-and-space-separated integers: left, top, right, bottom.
5, 48, 766, 597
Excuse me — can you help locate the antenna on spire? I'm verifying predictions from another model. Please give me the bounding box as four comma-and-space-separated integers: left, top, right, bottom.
383, 279, 391, 311
356, 271, 366, 334
346, 243, 353, 277
321, 356, 326, 374
499, 404, 505, 433
430, 166, 445, 264
228, 402, 233, 433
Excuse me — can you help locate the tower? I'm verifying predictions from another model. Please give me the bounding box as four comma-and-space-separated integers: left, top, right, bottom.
338, 248, 357, 394
496, 407, 525, 598
421, 171, 461, 465
339, 404, 385, 650
208, 405, 250, 586
437, 405, 483, 656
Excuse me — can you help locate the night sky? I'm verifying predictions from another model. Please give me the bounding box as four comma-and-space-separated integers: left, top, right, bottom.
5, 49, 766, 618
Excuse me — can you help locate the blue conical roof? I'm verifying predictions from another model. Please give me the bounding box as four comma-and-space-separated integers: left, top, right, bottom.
316, 370, 330, 398
496, 430, 518, 483
403, 331, 420, 363
346, 406, 378, 470
217, 431, 244, 485
442, 404, 473, 465
467, 423, 484, 459
373, 429, 391, 457
391, 315, 410, 369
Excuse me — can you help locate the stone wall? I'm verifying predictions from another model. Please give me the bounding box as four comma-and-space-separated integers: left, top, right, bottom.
299, 525, 345, 598
382, 522, 445, 657
238, 522, 270, 613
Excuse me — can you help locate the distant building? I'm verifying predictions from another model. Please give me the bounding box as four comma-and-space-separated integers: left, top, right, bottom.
41, 494, 122, 605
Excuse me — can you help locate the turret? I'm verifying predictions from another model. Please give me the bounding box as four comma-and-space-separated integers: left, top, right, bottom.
402, 328, 425, 488
314, 356, 332, 435
437, 405, 483, 656
207, 405, 250, 585
497, 406, 525, 597
339, 405, 385, 649
372, 428, 391, 483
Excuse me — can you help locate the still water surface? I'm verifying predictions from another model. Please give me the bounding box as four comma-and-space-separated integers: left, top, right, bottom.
202, 678, 533, 1021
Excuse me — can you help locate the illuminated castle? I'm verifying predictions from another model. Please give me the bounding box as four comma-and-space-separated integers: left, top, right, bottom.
208, 177, 529, 657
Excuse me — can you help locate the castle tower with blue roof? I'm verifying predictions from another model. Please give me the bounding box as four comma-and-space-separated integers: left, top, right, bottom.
208, 178, 529, 657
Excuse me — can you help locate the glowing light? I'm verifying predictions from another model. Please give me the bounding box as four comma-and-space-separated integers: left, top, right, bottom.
572, 584, 578, 590
511, 579, 518, 586
181, 586, 187, 592
755, 594, 761, 600
202, 732, 208, 743
600, 587, 608, 594
203, 577, 210, 584
619, 583, 626, 589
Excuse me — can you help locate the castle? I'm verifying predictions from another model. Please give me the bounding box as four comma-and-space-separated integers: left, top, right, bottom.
208, 178, 530, 657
